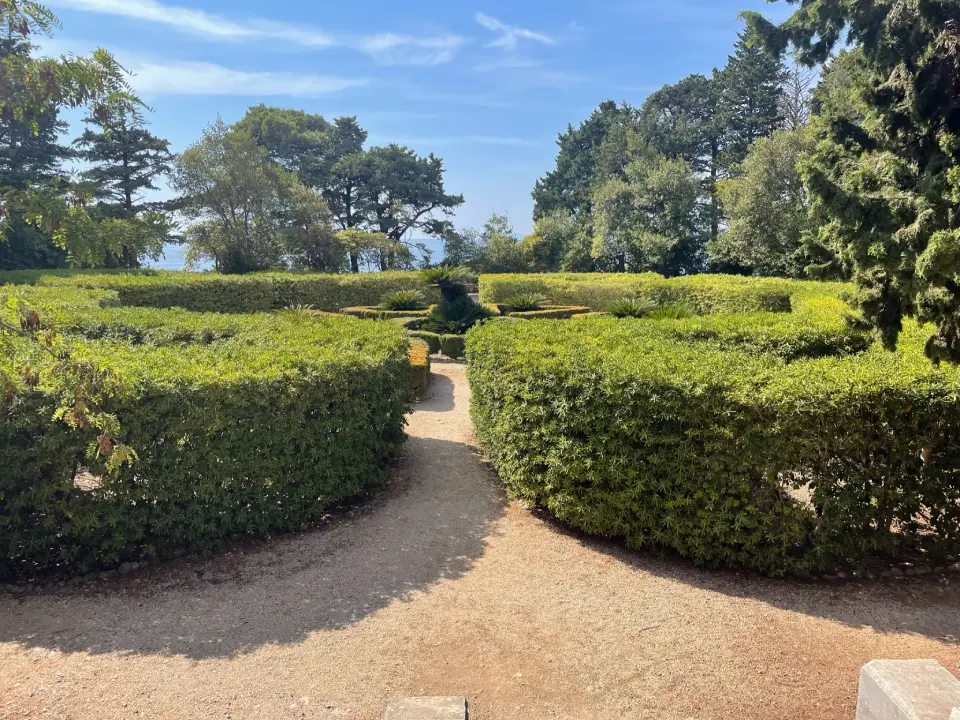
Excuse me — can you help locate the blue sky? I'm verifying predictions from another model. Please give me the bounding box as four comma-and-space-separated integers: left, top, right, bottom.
38, 0, 793, 236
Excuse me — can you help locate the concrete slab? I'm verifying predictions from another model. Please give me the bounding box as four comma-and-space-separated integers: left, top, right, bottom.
383, 696, 467, 720
856, 660, 960, 720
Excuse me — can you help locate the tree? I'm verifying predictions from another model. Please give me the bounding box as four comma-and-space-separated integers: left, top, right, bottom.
708, 127, 815, 276
592, 154, 702, 275
717, 30, 786, 172
640, 74, 725, 242
522, 210, 584, 272
533, 100, 638, 218
73, 107, 172, 267
441, 225, 482, 268
746, 1, 960, 361
361, 144, 464, 268
172, 119, 338, 273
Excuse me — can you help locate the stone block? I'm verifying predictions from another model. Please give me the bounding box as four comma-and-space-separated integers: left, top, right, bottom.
856, 660, 960, 720
383, 696, 467, 720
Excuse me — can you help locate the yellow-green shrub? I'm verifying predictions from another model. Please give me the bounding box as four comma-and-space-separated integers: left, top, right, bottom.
0, 301, 412, 579
467, 305, 960, 575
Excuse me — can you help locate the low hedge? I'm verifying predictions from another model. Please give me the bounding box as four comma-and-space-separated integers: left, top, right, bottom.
467, 312, 960, 575
0, 299, 413, 579
341, 306, 432, 320
439, 334, 466, 360
409, 330, 442, 354
0, 270, 439, 313
408, 338, 431, 398
479, 273, 810, 314
505, 306, 592, 320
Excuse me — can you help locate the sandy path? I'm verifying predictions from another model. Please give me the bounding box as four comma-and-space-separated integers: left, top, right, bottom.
1, 360, 958, 720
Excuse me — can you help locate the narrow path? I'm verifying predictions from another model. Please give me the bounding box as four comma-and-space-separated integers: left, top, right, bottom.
1, 361, 958, 720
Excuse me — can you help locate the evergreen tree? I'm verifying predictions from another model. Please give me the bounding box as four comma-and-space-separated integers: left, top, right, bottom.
717, 30, 786, 173
532, 100, 638, 218
746, 0, 960, 362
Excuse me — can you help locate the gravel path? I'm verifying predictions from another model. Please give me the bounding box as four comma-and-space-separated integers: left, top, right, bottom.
1, 360, 958, 720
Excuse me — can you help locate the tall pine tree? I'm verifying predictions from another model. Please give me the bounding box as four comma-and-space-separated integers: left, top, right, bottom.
74, 107, 172, 267
717, 30, 787, 173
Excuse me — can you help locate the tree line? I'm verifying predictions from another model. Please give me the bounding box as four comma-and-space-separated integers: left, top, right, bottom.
0, 5, 462, 273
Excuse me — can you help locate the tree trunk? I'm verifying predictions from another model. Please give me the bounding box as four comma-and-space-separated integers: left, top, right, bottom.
350, 253, 359, 273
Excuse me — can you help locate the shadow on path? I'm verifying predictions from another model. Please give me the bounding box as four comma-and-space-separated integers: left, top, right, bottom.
0, 365, 507, 660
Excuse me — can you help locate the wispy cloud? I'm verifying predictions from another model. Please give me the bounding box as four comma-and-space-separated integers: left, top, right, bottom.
474, 56, 544, 72
46, 0, 467, 65
126, 60, 366, 97
474, 12, 554, 50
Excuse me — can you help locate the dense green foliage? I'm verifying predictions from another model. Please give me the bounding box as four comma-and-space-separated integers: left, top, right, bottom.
746, 1, 960, 362
480, 273, 794, 314
0, 270, 439, 313
0, 282, 415, 578
468, 278, 960, 574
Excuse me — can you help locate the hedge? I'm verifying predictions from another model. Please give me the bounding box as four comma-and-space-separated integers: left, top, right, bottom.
0, 294, 414, 579
467, 305, 960, 575
341, 306, 432, 320
408, 338, 431, 398
505, 306, 592, 320
0, 270, 439, 313
478, 273, 810, 314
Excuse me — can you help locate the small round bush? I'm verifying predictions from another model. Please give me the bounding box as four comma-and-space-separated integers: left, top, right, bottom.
380, 290, 427, 311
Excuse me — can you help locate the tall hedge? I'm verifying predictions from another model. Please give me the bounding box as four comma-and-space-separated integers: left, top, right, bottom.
467, 311, 960, 575
477, 273, 830, 314
0, 311, 412, 579
0, 270, 439, 313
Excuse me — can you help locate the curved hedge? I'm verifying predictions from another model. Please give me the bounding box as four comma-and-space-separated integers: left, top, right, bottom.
468, 279, 960, 575
0, 284, 414, 579
479, 272, 806, 314
0, 270, 438, 313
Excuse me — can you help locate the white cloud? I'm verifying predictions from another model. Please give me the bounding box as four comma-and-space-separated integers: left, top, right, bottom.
46, 0, 466, 65
474, 12, 553, 50
126, 60, 366, 97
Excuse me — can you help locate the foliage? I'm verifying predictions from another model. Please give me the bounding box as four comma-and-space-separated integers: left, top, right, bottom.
608, 296, 657, 318
592, 154, 702, 275
533, 100, 638, 218
439, 334, 466, 360
5, 269, 439, 313
422, 295, 493, 335
420, 265, 474, 301
709, 127, 816, 276
407, 337, 431, 398
505, 306, 592, 320
467, 285, 960, 575
500, 293, 548, 312
745, 1, 960, 363
0, 287, 412, 578
480, 273, 795, 315
647, 303, 696, 320
380, 290, 427, 311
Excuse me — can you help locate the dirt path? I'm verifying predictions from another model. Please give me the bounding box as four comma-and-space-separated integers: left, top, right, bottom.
1, 360, 958, 720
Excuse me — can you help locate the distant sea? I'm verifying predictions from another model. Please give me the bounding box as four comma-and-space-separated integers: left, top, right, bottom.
146, 239, 444, 272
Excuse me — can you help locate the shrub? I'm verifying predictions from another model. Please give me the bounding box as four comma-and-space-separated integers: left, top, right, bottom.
506, 306, 592, 320
341, 306, 432, 320
422, 296, 494, 335
0, 302, 412, 579
647, 303, 696, 320
408, 338, 431, 398
409, 330, 442, 354
479, 273, 802, 314
381, 290, 427, 311
467, 304, 960, 575
1, 270, 439, 313
499, 293, 548, 312
390, 316, 426, 331
609, 297, 657, 318
439, 334, 466, 360
420, 266, 474, 301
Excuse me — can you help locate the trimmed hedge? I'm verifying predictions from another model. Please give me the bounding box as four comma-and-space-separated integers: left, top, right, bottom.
439, 334, 466, 360
468, 294, 960, 575
505, 305, 592, 320
0, 291, 414, 579
409, 330, 442, 354
408, 338, 431, 398
1, 270, 439, 313
341, 306, 432, 320
479, 273, 807, 314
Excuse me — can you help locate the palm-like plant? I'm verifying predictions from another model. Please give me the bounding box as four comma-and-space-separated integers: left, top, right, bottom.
608, 297, 657, 318
422, 295, 493, 334
276, 304, 317, 318
380, 290, 427, 311
501, 293, 548, 312
420, 266, 474, 301
647, 303, 696, 320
